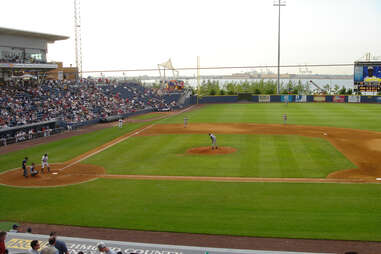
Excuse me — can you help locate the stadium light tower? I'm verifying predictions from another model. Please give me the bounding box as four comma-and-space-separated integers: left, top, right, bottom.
74, 0, 83, 79
273, 0, 286, 94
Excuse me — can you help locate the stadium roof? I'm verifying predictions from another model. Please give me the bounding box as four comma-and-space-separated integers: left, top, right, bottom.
0, 27, 69, 42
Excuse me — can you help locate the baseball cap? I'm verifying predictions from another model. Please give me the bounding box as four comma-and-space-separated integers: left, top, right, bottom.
97, 242, 106, 249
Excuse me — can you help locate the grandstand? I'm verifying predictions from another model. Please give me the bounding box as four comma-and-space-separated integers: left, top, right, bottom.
0, 79, 188, 146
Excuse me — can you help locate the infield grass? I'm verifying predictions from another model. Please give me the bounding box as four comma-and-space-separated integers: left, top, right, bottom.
1, 179, 381, 241
0, 122, 149, 173
84, 134, 355, 178
162, 103, 381, 131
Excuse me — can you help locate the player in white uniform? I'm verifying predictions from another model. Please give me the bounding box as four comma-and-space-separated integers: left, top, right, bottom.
209, 133, 218, 150
118, 118, 123, 128
184, 117, 188, 128
41, 153, 50, 173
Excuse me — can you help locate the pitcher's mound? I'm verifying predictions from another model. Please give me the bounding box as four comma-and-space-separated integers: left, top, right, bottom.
187, 146, 237, 155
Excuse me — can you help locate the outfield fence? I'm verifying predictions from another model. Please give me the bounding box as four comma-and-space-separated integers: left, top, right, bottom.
191, 95, 381, 103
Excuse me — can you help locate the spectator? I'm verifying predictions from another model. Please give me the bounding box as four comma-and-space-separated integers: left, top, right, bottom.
41, 238, 58, 254
0, 231, 7, 254
97, 242, 116, 254
9, 224, 19, 233
49, 233, 68, 254
29, 129, 33, 139
28, 240, 41, 254
1, 137, 6, 146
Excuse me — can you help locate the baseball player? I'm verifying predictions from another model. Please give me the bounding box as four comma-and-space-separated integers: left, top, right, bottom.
283, 114, 287, 125
22, 157, 28, 178
208, 133, 218, 150
41, 153, 50, 173
30, 163, 38, 177
184, 117, 188, 128
118, 118, 123, 128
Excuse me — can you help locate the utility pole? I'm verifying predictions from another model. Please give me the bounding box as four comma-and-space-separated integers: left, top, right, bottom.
74, 0, 83, 79
273, 0, 286, 94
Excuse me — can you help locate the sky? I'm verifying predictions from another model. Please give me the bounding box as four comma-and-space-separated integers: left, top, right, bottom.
1, 0, 381, 76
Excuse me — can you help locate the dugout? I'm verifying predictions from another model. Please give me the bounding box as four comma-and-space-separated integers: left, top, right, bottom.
0, 120, 59, 145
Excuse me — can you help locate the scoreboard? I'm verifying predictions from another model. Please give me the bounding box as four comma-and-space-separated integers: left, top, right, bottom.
354, 61, 381, 92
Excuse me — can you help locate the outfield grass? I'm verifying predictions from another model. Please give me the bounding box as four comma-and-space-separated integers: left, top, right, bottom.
0, 179, 380, 241
0, 122, 148, 173
131, 112, 165, 120
162, 103, 381, 131
84, 134, 355, 178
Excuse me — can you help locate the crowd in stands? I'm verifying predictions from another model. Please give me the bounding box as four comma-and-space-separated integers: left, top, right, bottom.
0, 79, 182, 130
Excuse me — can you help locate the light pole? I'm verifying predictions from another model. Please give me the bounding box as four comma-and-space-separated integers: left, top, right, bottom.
273, 0, 286, 94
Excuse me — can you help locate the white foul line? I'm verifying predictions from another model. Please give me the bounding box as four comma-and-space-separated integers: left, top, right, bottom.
59, 124, 155, 171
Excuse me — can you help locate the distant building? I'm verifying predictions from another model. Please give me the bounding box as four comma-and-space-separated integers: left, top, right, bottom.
0, 27, 68, 81
47, 62, 78, 80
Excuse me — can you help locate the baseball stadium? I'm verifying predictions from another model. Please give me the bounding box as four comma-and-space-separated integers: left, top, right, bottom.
2, 98, 381, 253
2, 2, 381, 254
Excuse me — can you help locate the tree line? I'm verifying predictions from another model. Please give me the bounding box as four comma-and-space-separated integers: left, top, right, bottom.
191, 80, 354, 96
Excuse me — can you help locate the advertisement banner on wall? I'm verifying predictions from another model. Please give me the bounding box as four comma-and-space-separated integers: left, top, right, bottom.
376, 97, 381, 103
333, 95, 345, 103
295, 95, 307, 102
281, 95, 294, 103
313, 95, 326, 102
348, 95, 361, 103
258, 95, 270, 102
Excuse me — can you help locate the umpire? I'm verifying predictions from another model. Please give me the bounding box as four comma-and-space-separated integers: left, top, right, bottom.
22, 157, 28, 178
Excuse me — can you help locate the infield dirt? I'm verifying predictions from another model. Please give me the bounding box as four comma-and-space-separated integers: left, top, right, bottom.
1, 123, 381, 187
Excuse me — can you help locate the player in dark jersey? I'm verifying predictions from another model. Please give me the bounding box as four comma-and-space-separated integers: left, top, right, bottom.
22, 157, 28, 178
30, 163, 38, 177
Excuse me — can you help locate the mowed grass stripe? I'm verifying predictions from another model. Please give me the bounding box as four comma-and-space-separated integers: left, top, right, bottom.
1, 179, 381, 241
84, 134, 355, 178
161, 103, 381, 131
276, 136, 300, 177
258, 136, 280, 178
289, 136, 316, 177
238, 135, 256, 176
